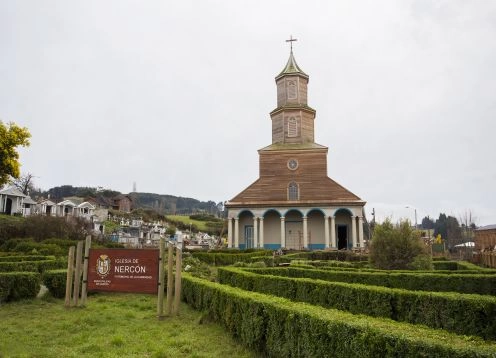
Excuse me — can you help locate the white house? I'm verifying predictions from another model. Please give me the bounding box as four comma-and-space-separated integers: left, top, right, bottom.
56, 199, 77, 217
22, 196, 37, 216
37, 199, 57, 216
0, 186, 26, 215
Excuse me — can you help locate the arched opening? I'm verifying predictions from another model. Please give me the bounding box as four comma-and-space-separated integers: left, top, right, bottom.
307, 209, 325, 250
334, 208, 353, 250
238, 210, 254, 250
285, 209, 303, 250
262, 209, 281, 250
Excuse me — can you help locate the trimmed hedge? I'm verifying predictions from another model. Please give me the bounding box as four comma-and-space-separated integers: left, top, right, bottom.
244, 267, 496, 295
191, 250, 272, 266
0, 272, 40, 303
0, 255, 56, 262
42, 269, 68, 298
0, 259, 66, 273
433, 261, 460, 270
182, 274, 496, 357
219, 267, 496, 340
310, 265, 496, 275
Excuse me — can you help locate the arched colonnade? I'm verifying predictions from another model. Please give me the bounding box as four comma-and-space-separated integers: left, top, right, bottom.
227, 207, 364, 250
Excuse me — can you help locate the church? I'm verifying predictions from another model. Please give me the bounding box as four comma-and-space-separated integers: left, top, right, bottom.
225, 42, 366, 250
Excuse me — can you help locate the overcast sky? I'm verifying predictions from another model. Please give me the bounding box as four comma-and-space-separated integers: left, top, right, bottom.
1, 1, 495, 225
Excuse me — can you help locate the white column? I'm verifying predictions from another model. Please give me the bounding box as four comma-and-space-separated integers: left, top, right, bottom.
259, 217, 264, 249
227, 218, 233, 248
358, 216, 364, 248
234, 217, 239, 249
253, 217, 258, 248
330, 216, 336, 248
280, 217, 285, 248
351, 216, 357, 249
303, 216, 308, 249
324, 216, 330, 248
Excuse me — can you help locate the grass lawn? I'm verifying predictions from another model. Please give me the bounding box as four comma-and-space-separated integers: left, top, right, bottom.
0, 293, 255, 358
166, 215, 210, 232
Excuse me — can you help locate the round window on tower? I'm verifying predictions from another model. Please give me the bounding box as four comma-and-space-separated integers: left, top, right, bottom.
287, 159, 298, 170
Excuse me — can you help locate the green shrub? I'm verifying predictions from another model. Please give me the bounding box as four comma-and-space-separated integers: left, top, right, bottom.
0, 259, 66, 273
244, 267, 496, 295
219, 267, 496, 340
432, 261, 459, 270
191, 250, 272, 266
182, 274, 496, 357
0, 255, 55, 262
42, 269, 67, 298
311, 265, 494, 275
0, 272, 40, 303
369, 220, 431, 270
456, 261, 487, 270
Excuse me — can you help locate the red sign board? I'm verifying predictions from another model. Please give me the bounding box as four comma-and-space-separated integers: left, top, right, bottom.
87, 249, 159, 294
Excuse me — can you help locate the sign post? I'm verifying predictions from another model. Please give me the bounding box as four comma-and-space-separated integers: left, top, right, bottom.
157, 238, 166, 319
166, 242, 174, 316
64, 246, 75, 307
172, 248, 182, 315
80, 235, 91, 306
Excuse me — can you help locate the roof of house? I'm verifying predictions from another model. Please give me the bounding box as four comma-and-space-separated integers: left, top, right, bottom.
0, 186, 26, 197
23, 196, 37, 205
38, 199, 56, 206
476, 224, 496, 231
227, 176, 364, 207
57, 199, 77, 207
77, 201, 96, 209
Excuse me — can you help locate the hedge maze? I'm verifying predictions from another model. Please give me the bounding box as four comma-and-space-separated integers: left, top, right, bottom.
0, 255, 66, 304
2, 248, 496, 356
185, 251, 496, 356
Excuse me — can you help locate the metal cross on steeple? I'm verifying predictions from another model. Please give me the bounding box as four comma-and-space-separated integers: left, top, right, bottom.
286, 35, 297, 52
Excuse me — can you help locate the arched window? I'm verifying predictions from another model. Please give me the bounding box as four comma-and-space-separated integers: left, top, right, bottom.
287, 117, 298, 137
288, 182, 299, 201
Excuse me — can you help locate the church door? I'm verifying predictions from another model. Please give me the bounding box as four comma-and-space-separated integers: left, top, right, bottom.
337, 225, 348, 250
245, 226, 254, 249
286, 222, 302, 250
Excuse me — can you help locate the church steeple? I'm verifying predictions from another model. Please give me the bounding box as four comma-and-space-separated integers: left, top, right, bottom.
275, 50, 309, 81
270, 37, 316, 145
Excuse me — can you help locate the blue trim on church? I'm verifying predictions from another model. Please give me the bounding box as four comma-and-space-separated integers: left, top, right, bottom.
308, 244, 325, 250
263, 244, 281, 250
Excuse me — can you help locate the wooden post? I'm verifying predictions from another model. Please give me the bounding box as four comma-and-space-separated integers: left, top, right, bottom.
172, 248, 182, 315
166, 242, 174, 316
64, 246, 75, 307
80, 235, 91, 306
157, 238, 166, 319
72, 241, 83, 307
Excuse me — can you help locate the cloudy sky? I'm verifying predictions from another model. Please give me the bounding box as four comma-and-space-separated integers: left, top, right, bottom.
1, 1, 495, 225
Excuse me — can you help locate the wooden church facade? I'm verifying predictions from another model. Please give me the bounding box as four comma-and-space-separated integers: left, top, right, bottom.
225, 48, 366, 250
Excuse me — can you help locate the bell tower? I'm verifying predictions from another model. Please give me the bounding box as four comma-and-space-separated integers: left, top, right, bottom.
270, 37, 316, 144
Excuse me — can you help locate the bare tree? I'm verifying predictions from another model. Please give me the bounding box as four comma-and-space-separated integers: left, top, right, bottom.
10, 172, 36, 195
459, 209, 478, 241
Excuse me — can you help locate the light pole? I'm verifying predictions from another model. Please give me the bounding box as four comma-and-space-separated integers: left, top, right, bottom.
405, 206, 417, 229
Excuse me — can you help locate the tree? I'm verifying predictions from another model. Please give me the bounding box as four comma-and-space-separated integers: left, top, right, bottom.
369, 219, 431, 270
0, 121, 31, 187
10, 172, 35, 195
421, 216, 435, 230
434, 213, 462, 249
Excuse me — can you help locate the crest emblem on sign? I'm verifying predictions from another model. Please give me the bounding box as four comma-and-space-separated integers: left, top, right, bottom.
96, 254, 111, 278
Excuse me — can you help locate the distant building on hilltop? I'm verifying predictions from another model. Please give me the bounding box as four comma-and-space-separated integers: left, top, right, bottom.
225, 43, 366, 250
